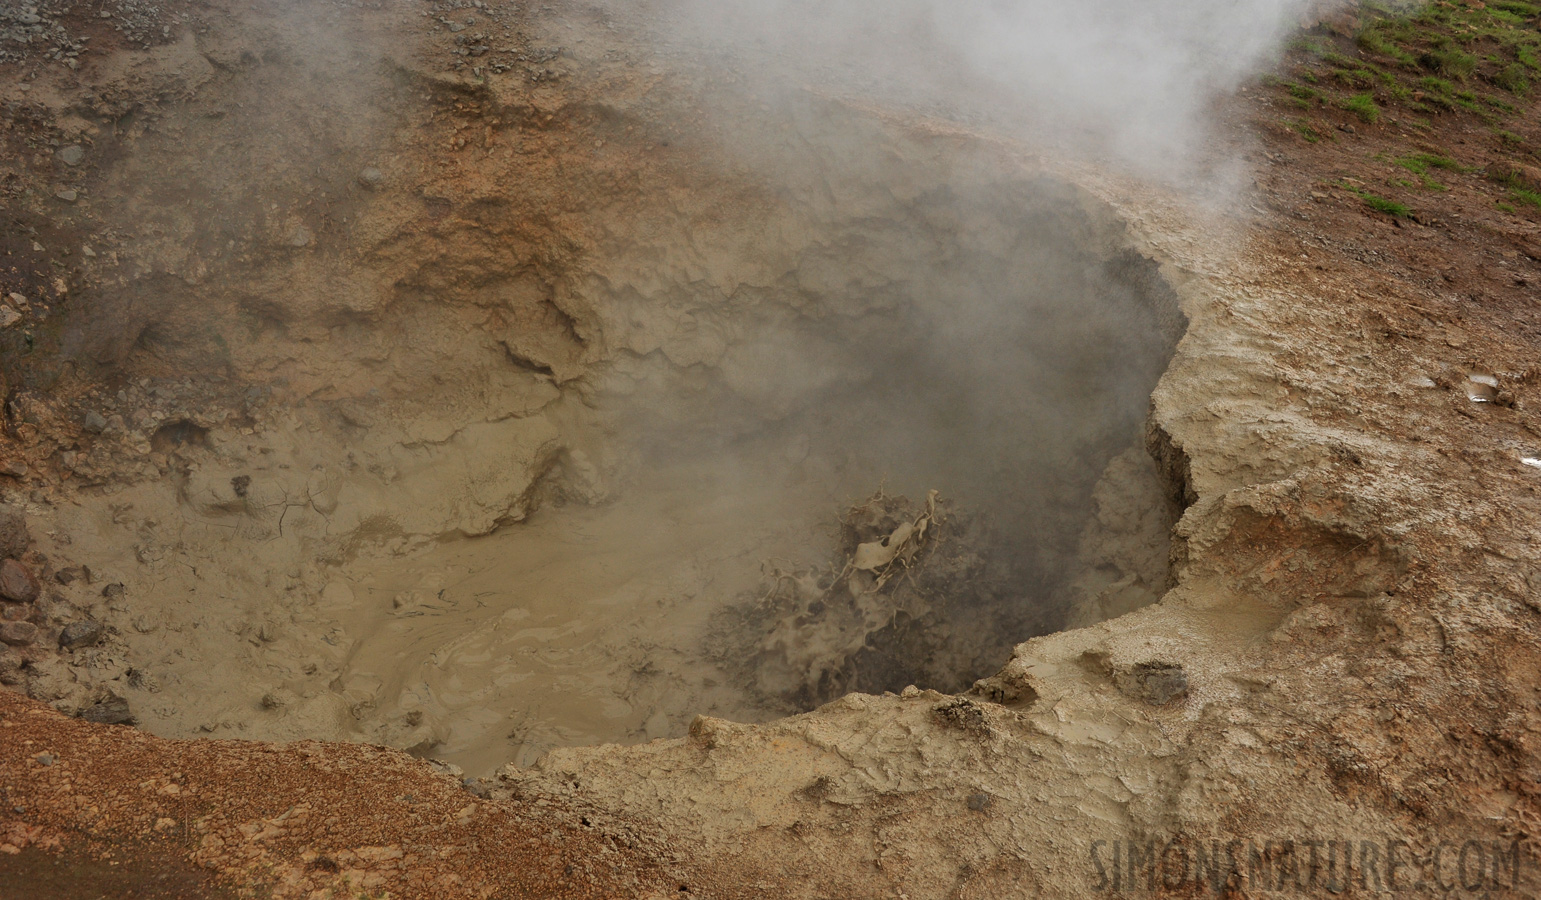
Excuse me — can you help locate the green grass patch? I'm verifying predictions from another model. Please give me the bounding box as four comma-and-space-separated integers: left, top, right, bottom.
1289, 35, 1332, 57
1395, 152, 1465, 174
1333, 67, 1380, 87
1281, 1, 1541, 137
1496, 62, 1531, 96
1285, 81, 1323, 107
1342, 92, 1382, 123
1511, 186, 1541, 209
1420, 75, 1456, 95
1498, 201, 1518, 213
1324, 51, 1374, 70
1492, 1, 1541, 17
1357, 28, 1419, 65
1343, 182, 1411, 216
1284, 118, 1325, 143
1425, 47, 1478, 79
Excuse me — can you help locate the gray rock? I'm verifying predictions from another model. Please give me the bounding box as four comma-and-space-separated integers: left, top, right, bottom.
0, 621, 37, 646
357, 167, 384, 189
0, 652, 20, 686
55, 189, 78, 203
58, 620, 104, 650
0, 506, 28, 558
34, 753, 54, 766
0, 559, 39, 603
1, 604, 27, 621
0, 461, 27, 479
81, 695, 134, 726
57, 145, 85, 166
82, 410, 107, 433
1114, 661, 1189, 706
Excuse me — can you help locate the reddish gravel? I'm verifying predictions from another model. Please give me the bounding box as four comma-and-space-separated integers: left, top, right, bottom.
0, 689, 691, 899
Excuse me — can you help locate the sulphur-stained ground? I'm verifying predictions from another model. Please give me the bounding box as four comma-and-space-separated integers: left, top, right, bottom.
3, 0, 1541, 898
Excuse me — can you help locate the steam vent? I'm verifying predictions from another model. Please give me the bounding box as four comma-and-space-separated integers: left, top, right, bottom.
4, 0, 1541, 896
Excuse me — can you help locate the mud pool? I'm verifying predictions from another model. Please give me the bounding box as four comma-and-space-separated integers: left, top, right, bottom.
19, 92, 1184, 775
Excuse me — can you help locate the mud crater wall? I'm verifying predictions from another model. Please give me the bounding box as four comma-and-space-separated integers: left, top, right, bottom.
4, 41, 1186, 771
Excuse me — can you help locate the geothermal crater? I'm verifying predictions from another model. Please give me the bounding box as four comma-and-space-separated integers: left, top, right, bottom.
16, 2, 1539, 898
15, 85, 1184, 776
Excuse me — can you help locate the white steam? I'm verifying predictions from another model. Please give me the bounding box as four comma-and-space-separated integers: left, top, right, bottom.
662, 0, 1338, 171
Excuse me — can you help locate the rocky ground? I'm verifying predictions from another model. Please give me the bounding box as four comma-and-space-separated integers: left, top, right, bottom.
3, 0, 1541, 897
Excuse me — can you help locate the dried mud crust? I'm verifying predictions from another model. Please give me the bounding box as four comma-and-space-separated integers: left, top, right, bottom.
1, 2, 1541, 900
